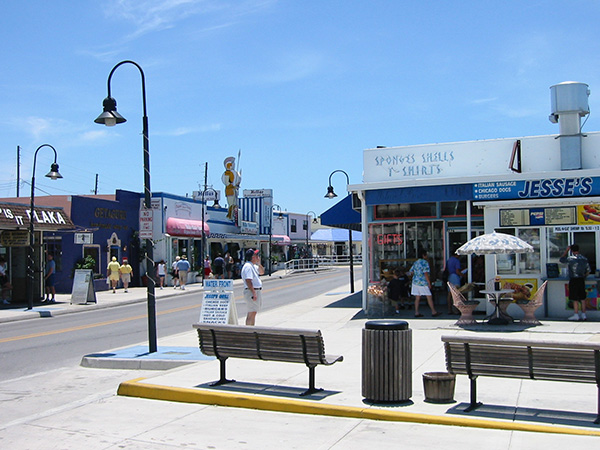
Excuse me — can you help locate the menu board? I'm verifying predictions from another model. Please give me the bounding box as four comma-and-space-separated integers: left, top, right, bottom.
500, 207, 577, 227
545, 207, 576, 225
500, 209, 528, 227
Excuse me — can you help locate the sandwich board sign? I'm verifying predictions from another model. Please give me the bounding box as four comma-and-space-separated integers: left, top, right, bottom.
198, 279, 238, 324
71, 269, 97, 304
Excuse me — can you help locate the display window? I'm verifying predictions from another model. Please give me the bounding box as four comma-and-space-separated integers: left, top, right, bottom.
369, 220, 444, 282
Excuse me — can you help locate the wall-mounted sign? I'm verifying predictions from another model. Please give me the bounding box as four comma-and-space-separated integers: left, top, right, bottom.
475, 177, 597, 201
0, 230, 29, 247
500, 207, 577, 227
74, 232, 93, 244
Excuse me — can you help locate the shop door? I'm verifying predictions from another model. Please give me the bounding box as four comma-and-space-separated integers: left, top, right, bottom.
574, 232, 596, 273
447, 229, 485, 285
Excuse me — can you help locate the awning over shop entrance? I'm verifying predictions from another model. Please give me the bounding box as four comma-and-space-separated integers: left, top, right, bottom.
272, 234, 291, 245
320, 195, 361, 231
166, 217, 209, 237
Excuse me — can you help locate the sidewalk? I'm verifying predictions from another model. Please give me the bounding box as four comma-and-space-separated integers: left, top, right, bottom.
2, 272, 600, 448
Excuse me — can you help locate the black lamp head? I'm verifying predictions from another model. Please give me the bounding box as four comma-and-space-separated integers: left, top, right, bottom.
95, 97, 127, 127
45, 162, 63, 180
324, 185, 337, 199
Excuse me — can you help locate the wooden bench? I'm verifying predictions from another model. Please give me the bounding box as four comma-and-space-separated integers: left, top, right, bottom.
442, 335, 600, 424
193, 323, 343, 396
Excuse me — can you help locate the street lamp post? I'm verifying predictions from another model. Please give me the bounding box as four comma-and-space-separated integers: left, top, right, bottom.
324, 170, 355, 293
27, 144, 63, 310
305, 210, 317, 256
95, 60, 157, 353
201, 187, 217, 286
268, 203, 282, 276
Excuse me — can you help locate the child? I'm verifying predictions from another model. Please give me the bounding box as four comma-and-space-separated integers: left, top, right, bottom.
387, 268, 409, 313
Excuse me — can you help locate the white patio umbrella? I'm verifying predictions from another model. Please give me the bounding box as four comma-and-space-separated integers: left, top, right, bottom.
456, 232, 533, 256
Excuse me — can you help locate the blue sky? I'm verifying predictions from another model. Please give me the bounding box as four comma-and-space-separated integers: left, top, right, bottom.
1, 1, 600, 217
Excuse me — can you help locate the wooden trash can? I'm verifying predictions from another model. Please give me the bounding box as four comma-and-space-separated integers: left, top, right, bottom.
422, 372, 456, 403
362, 320, 412, 402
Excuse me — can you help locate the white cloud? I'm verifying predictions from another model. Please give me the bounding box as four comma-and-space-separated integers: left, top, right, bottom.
157, 123, 222, 136
105, 0, 277, 40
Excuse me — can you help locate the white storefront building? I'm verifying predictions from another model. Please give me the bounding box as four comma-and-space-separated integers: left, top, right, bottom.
350, 82, 600, 320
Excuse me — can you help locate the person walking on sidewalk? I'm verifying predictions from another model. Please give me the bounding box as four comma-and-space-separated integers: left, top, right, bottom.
172, 256, 180, 288
119, 258, 133, 293
107, 256, 121, 293
242, 249, 264, 326
176, 256, 191, 290
44, 253, 56, 303
213, 254, 225, 279
156, 260, 166, 289
408, 249, 441, 318
560, 244, 591, 321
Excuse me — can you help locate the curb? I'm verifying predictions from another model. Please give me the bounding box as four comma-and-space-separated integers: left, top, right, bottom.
117, 378, 600, 437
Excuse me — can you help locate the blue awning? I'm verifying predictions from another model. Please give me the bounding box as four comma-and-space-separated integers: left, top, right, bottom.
320, 195, 361, 231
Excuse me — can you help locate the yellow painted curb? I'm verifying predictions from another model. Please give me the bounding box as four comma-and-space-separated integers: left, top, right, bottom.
117, 378, 600, 437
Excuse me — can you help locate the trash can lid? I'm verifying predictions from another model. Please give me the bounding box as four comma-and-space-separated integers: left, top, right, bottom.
365, 320, 409, 330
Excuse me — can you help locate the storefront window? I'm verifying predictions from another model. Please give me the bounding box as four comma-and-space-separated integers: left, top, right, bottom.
375, 203, 436, 219
496, 228, 541, 275
370, 220, 444, 282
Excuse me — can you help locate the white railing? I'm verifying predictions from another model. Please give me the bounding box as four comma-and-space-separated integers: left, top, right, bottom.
283, 258, 332, 275
283, 255, 363, 275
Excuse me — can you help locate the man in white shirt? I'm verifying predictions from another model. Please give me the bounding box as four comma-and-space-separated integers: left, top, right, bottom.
241, 249, 264, 325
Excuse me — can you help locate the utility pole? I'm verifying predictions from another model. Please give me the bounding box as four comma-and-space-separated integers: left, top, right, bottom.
94, 174, 99, 194
16, 145, 20, 196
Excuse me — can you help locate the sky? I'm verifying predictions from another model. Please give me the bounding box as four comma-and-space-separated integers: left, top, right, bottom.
1, 1, 600, 218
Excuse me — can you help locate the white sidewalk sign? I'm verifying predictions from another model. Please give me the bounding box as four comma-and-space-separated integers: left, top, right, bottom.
198, 279, 238, 324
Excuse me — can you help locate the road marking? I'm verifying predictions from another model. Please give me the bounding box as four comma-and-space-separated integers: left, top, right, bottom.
0, 272, 348, 344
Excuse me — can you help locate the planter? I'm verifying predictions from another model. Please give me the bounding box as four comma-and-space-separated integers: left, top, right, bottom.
422, 372, 456, 403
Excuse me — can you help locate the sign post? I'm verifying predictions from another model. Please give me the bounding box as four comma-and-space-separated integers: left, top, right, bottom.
139, 209, 153, 240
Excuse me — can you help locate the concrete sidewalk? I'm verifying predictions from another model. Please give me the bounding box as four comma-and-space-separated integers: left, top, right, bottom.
2, 272, 600, 448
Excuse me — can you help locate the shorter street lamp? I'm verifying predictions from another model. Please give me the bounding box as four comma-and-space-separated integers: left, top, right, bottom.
305, 210, 317, 255
27, 144, 63, 310
268, 204, 283, 276
324, 170, 354, 293
201, 187, 218, 285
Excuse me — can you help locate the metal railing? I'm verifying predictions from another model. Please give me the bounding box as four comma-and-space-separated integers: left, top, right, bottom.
283, 255, 362, 275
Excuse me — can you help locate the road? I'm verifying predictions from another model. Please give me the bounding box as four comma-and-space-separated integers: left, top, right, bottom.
0, 269, 355, 381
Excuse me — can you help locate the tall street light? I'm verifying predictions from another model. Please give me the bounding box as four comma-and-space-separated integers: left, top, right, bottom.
201, 186, 218, 286
325, 170, 354, 293
305, 210, 317, 256
95, 60, 157, 353
268, 203, 282, 276
27, 144, 63, 310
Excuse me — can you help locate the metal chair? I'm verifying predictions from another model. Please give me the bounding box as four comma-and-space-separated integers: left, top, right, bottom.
447, 282, 480, 325
516, 280, 547, 326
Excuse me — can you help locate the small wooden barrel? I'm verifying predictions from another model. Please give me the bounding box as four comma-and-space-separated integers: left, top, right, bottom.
422, 372, 456, 403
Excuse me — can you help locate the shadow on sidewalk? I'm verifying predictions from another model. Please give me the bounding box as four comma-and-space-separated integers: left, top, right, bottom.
448, 402, 600, 429
324, 291, 362, 309
196, 381, 341, 401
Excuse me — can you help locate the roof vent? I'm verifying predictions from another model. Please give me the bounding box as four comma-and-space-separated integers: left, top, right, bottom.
549, 81, 590, 170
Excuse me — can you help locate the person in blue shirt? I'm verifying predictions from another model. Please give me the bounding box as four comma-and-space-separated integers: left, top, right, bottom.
176, 256, 191, 290
44, 253, 56, 303
409, 249, 441, 318
446, 251, 462, 314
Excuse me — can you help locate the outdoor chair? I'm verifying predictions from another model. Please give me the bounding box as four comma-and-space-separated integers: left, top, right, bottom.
447, 282, 480, 325
515, 280, 547, 326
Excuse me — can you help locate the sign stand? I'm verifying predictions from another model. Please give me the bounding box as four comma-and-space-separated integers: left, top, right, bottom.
71, 269, 97, 304
198, 279, 238, 324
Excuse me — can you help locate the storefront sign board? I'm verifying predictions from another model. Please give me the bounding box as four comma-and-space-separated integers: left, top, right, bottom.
198, 279, 237, 324
71, 269, 97, 304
